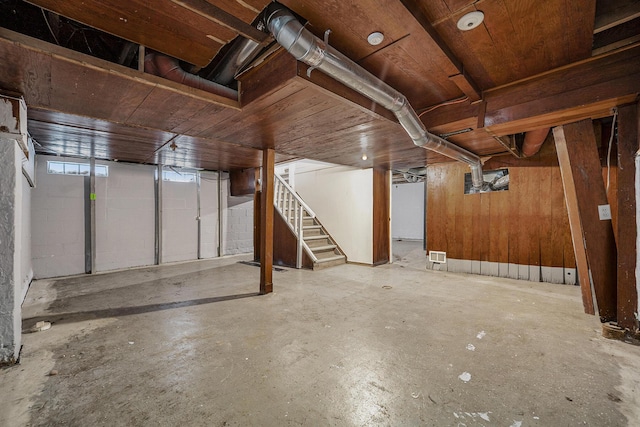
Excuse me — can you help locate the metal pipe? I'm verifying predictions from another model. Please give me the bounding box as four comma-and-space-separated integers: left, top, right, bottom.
264, 5, 484, 191
521, 127, 550, 157
208, 37, 263, 85
144, 52, 238, 100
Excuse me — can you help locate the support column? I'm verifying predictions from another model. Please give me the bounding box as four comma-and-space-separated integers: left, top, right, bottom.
259, 149, 275, 294
155, 164, 163, 265
554, 120, 617, 321
84, 157, 97, 273
373, 167, 391, 265
0, 95, 26, 363
617, 103, 639, 330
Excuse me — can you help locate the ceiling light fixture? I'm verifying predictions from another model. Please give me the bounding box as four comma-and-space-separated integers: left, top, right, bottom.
457, 11, 484, 31
362, 154, 368, 160
367, 32, 384, 46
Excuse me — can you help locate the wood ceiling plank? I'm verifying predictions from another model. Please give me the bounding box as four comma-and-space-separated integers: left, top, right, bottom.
49, 59, 154, 123
433, 0, 596, 89
171, 0, 267, 42
26, 0, 233, 66
124, 87, 218, 132
358, 36, 462, 108
279, 0, 410, 62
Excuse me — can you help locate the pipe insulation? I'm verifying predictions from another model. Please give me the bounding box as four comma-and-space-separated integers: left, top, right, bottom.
264, 5, 484, 190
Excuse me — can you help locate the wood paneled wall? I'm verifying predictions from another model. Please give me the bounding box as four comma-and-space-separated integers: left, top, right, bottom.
426, 143, 576, 269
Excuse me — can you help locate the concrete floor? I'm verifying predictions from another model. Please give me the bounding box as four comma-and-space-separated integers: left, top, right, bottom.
2, 243, 640, 426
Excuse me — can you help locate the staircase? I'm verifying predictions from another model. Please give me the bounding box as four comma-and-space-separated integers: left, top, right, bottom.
274, 173, 346, 270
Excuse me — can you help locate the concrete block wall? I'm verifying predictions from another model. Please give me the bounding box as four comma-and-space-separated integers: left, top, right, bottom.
0, 139, 30, 362
31, 156, 253, 279
162, 179, 198, 263
95, 162, 155, 271
199, 172, 220, 259
223, 193, 253, 256
32, 155, 85, 278
426, 259, 577, 285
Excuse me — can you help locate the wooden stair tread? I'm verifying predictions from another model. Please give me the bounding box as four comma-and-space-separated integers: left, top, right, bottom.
310, 244, 337, 252
305, 234, 329, 241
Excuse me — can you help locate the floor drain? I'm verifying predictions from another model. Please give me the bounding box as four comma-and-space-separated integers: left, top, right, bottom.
382, 285, 392, 290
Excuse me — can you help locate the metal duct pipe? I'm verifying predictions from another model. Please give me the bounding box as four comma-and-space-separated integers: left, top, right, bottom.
144, 52, 238, 100
207, 37, 263, 85
264, 4, 484, 191
521, 127, 550, 157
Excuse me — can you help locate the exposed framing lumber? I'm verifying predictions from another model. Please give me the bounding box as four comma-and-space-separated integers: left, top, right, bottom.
553, 120, 617, 320
170, 0, 269, 43
259, 148, 275, 294
484, 43, 640, 136
616, 102, 639, 330
594, 0, 640, 33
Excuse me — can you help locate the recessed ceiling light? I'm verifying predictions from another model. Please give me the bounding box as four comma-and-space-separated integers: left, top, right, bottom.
457, 11, 484, 31
362, 154, 368, 160
367, 32, 384, 46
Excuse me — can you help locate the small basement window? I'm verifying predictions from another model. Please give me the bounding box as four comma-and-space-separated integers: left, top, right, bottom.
47, 161, 108, 177
162, 170, 196, 183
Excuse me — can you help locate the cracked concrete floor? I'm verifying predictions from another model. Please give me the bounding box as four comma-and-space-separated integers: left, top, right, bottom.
2, 245, 639, 426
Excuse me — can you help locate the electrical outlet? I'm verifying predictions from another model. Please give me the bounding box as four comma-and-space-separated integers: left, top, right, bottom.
598, 204, 612, 220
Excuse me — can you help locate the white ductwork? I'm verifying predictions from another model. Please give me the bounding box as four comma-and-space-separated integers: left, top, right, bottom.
264, 4, 484, 191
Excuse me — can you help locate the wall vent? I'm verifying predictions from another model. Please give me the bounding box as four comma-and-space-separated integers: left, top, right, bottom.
429, 251, 447, 263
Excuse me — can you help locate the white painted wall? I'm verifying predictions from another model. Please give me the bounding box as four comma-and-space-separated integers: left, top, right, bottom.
32, 155, 85, 278
20, 170, 32, 301
162, 178, 198, 263
391, 182, 424, 240
222, 176, 254, 256
199, 172, 219, 258
0, 139, 29, 361
294, 163, 373, 264
31, 156, 254, 276
95, 162, 155, 271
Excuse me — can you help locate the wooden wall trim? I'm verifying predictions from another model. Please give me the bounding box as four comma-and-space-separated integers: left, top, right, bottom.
553, 120, 617, 320
616, 102, 639, 330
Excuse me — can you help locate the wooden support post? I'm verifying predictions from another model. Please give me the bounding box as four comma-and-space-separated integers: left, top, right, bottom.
372, 168, 391, 266
553, 120, 617, 321
259, 149, 275, 294
616, 103, 639, 330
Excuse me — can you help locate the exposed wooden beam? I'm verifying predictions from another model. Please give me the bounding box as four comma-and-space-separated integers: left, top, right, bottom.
616, 102, 639, 330
484, 44, 640, 136
553, 120, 617, 321
398, 0, 481, 98
594, 0, 640, 33
259, 148, 275, 294
170, 0, 268, 43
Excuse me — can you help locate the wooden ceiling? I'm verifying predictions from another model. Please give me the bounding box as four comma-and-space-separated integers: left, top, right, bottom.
1, 0, 638, 172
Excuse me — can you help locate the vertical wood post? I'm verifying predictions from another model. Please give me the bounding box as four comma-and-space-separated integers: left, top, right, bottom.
260, 149, 275, 294
617, 103, 639, 330
554, 120, 617, 321
373, 167, 391, 265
